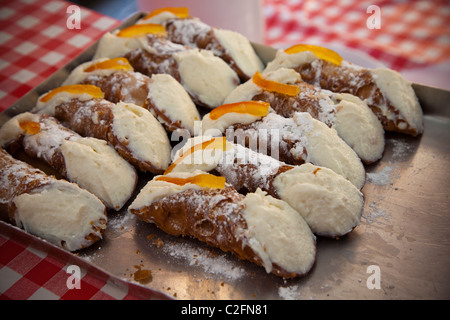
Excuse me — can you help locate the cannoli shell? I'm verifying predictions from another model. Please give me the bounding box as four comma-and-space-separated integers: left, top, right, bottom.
130, 185, 308, 278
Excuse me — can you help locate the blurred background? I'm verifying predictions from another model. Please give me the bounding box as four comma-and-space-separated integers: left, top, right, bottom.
0, 0, 449, 113
70, 0, 450, 89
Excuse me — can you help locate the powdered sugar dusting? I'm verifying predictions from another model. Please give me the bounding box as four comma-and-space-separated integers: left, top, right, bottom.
364, 201, 391, 224
391, 138, 414, 160
366, 165, 394, 186
278, 285, 300, 300
162, 240, 246, 281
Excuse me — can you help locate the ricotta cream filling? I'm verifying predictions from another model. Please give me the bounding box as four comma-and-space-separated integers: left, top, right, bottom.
224, 68, 301, 104
13, 180, 106, 251
148, 73, 200, 134
242, 188, 316, 275
291, 112, 366, 189
214, 28, 264, 79
273, 163, 364, 237
201, 112, 263, 136
111, 102, 171, 171
62, 58, 124, 86
333, 93, 385, 163
33, 91, 98, 115
173, 49, 239, 108
93, 31, 153, 60
61, 137, 137, 210
371, 68, 423, 133
264, 49, 317, 73
128, 170, 204, 211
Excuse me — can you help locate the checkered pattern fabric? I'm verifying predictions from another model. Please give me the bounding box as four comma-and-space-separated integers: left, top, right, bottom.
0, 233, 167, 300
0, 0, 449, 300
0, 0, 120, 112
264, 0, 450, 71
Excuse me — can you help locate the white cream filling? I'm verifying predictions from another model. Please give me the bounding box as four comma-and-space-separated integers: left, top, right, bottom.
33, 91, 98, 115
370, 68, 423, 133
93, 31, 153, 60
223, 79, 261, 104
292, 112, 366, 189
273, 163, 364, 237
332, 93, 385, 163
128, 170, 206, 211
214, 28, 264, 79
148, 73, 200, 134
173, 49, 239, 108
0, 112, 39, 147
170, 135, 236, 173
136, 11, 178, 25
13, 180, 106, 251
224, 67, 301, 104
201, 112, 263, 136
61, 137, 137, 210
264, 49, 317, 73
242, 188, 316, 275
111, 102, 171, 171
62, 58, 123, 86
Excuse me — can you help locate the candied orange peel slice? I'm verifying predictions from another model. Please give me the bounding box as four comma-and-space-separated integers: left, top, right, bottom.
19, 120, 40, 135
209, 101, 270, 120
284, 44, 343, 66
155, 173, 225, 189
84, 57, 133, 72
116, 23, 167, 37
164, 137, 229, 174
142, 7, 189, 20
39, 85, 104, 103
252, 71, 300, 97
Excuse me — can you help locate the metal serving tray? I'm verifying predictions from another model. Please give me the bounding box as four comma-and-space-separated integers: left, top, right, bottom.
1, 13, 449, 300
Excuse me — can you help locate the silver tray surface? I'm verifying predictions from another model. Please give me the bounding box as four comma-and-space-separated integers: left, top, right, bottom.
1, 13, 449, 300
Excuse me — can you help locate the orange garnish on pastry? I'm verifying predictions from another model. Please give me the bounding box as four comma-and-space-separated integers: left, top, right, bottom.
210, 101, 270, 120
84, 57, 133, 72
142, 7, 189, 20
155, 173, 226, 189
39, 85, 104, 103
116, 24, 167, 37
284, 44, 343, 66
19, 121, 40, 135
252, 71, 300, 97
164, 137, 229, 174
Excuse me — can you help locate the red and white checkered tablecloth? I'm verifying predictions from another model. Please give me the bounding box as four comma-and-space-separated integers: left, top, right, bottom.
1, 234, 125, 300
0, 0, 449, 301
264, 0, 450, 71
0, 0, 150, 301
0, 0, 121, 112
0, 225, 170, 300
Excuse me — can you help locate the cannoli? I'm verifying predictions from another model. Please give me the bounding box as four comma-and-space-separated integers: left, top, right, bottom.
166, 136, 364, 238
128, 170, 316, 278
93, 24, 239, 109
0, 147, 106, 251
0, 112, 138, 210
63, 57, 200, 134
201, 100, 366, 189
264, 44, 424, 136
32, 85, 171, 173
137, 7, 264, 81
224, 68, 385, 164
